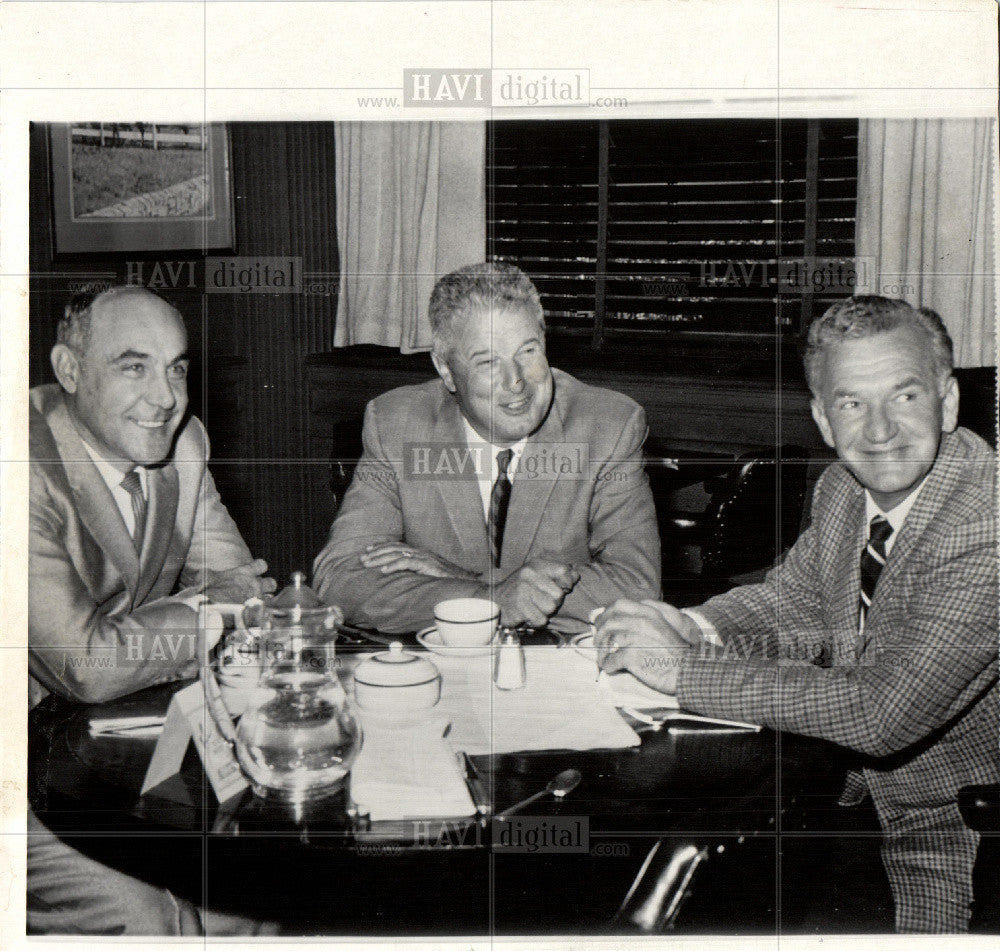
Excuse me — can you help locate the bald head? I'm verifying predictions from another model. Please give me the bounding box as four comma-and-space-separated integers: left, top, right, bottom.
58, 285, 185, 358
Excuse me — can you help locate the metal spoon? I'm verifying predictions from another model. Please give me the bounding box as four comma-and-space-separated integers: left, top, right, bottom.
496, 768, 582, 819
336, 622, 400, 647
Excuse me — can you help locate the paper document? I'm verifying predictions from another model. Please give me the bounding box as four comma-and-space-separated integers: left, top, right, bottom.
350, 720, 476, 821
435, 648, 641, 755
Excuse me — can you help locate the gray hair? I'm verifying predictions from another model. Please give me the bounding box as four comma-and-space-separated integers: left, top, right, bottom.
804, 295, 953, 395
428, 262, 544, 354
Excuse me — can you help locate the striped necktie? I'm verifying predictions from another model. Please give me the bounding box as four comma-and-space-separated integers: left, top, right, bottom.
488, 448, 514, 568
838, 514, 893, 807
120, 469, 147, 552
858, 515, 893, 631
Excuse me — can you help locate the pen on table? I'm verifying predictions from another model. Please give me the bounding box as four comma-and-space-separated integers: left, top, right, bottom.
461, 751, 491, 816
89, 715, 166, 737
621, 706, 760, 732
667, 712, 761, 732
89, 723, 165, 738
590, 607, 606, 681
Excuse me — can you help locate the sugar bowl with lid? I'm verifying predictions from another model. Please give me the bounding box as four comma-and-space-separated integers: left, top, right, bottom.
353, 643, 442, 721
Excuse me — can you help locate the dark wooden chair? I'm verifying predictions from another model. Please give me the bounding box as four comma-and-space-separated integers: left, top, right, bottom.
954, 366, 997, 448
610, 838, 713, 932
655, 445, 811, 605
328, 417, 364, 515
959, 783, 1000, 931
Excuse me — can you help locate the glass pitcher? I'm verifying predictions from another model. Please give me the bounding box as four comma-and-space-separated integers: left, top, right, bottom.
232, 572, 362, 805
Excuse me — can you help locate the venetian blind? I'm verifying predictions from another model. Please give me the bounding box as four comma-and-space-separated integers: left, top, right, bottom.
487, 119, 858, 343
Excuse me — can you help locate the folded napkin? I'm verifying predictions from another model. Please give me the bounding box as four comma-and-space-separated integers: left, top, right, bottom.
349, 719, 476, 821
435, 648, 641, 755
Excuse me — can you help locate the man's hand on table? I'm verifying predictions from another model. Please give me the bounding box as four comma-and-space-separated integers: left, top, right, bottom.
594, 599, 698, 695
360, 543, 481, 580
201, 559, 277, 603
493, 559, 580, 627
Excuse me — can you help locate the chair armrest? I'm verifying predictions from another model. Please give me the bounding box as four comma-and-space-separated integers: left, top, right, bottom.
612, 839, 710, 932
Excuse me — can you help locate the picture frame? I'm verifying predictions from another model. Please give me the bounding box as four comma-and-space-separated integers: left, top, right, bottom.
49, 122, 234, 254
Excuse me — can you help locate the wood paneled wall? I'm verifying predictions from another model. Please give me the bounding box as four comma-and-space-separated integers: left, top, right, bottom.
220, 123, 339, 579
29, 123, 341, 579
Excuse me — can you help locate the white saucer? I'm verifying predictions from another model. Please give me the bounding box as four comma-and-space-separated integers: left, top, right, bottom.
416, 626, 495, 656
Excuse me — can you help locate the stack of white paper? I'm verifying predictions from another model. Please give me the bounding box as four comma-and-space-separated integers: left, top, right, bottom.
349, 720, 476, 821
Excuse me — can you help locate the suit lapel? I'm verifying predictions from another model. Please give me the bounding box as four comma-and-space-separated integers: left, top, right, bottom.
500, 391, 563, 570
428, 396, 491, 566
46, 397, 140, 594
134, 462, 178, 605
848, 434, 961, 654
875, 434, 961, 598
827, 476, 866, 660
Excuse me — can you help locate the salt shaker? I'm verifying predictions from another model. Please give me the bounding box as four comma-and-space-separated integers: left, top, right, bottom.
494, 630, 526, 690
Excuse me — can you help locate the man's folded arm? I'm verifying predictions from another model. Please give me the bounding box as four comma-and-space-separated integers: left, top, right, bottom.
559, 405, 661, 619
313, 408, 486, 632
678, 529, 997, 757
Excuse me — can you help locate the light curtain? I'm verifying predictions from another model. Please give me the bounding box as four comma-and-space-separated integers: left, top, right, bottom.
855, 118, 997, 367
333, 122, 485, 353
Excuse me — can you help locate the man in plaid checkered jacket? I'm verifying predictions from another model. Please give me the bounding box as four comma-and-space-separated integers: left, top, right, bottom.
596, 296, 997, 932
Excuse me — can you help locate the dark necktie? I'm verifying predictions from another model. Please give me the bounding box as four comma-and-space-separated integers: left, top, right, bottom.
120, 469, 147, 552
858, 515, 893, 630
837, 514, 894, 808
488, 448, 514, 568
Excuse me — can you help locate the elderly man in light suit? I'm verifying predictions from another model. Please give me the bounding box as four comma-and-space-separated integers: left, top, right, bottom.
314, 262, 660, 632
596, 297, 997, 933
29, 285, 275, 935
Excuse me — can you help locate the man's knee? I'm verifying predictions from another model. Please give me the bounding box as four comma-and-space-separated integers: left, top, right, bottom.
27, 811, 192, 935
881, 825, 978, 933
27, 812, 279, 936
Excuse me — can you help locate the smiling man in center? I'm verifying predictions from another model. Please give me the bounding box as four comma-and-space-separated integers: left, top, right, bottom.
314, 262, 660, 631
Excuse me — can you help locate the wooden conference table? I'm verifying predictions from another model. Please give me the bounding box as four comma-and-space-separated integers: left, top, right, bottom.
29, 631, 853, 936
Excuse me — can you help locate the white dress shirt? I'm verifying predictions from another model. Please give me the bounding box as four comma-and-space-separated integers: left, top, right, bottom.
80, 441, 147, 536
864, 478, 927, 557
460, 416, 528, 522
853, 479, 928, 633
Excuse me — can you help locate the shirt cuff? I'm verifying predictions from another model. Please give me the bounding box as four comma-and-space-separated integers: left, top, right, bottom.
682, 608, 723, 646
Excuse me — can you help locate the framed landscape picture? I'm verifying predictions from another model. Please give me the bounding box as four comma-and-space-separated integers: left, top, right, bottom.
49, 122, 234, 254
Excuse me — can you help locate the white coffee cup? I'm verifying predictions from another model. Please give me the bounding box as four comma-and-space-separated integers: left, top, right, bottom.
433, 597, 500, 647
